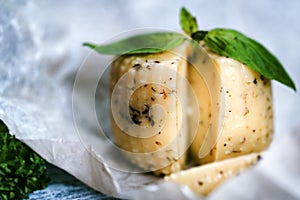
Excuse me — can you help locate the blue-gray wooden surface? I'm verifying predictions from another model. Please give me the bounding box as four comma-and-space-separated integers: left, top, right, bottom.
29, 164, 120, 200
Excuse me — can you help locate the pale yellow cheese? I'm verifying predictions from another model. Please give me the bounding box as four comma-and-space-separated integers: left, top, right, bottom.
190, 48, 273, 164
164, 153, 261, 196
110, 42, 273, 179
188, 46, 222, 164
110, 45, 190, 175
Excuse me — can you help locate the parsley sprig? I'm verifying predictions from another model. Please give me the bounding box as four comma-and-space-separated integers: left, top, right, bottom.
0, 120, 50, 200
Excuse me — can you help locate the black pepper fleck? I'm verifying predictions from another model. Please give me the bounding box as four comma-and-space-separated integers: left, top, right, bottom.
133, 64, 141, 70
257, 155, 262, 161
142, 107, 150, 115
253, 78, 257, 84
160, 90, 167, 99
197, 181, 204, 186
132, 114, 142, 125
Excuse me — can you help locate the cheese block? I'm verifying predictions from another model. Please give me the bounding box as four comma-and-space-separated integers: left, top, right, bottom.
190, 46, 273, 164
164, 153, 261, 196
110, 44, 191, 175
188, 46, 223, 164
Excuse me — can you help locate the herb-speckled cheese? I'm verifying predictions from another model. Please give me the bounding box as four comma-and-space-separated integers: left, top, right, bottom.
110, 45, 189, 175
165, 153, 261, 196
191, 48, 273, 164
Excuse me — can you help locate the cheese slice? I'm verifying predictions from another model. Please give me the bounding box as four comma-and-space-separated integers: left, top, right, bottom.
188, 46, 223, 164
190, 47, 273, 164
164, 153, 261, 196
110, 44, 190, 175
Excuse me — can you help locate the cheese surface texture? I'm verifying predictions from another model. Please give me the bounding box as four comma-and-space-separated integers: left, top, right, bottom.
191, 49, 273, 164
165, 153, 261, 196
110, 45, 190, 175
110, 43, 273, 194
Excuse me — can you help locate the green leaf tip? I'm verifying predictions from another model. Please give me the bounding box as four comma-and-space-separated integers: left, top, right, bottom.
83, 42, 97, 49
83, 32, 186, 55
180, 7, 198, 36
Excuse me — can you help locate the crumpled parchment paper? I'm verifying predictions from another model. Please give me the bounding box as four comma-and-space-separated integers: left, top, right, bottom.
0, 1, 299, 200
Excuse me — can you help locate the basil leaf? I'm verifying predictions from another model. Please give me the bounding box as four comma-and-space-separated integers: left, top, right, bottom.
83, 32, 186, 55
191, 30, 208, 42
180, 7, 198, 36
204, 28, 296, 90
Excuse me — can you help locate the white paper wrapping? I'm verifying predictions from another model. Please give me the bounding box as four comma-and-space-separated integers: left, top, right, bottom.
1, 1, 300, 199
